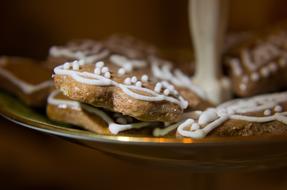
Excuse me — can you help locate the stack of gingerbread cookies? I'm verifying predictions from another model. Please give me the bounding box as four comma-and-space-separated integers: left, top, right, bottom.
0, 26, 287, 138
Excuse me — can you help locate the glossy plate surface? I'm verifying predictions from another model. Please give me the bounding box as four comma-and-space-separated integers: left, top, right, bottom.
1, 91, 287, 171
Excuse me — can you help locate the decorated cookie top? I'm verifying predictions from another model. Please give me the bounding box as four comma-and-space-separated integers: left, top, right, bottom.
177, 91, 287, 138
50, 38, 207, 110
54, 58, 189, 109
226, 26, 287, 94
49, 39, 109, 64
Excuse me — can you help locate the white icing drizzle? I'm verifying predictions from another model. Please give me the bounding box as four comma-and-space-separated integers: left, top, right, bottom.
153, 122, 182, 137
230, 58, 242, 76
231, 32, 287, 83
48, 90, 81, 110
54, 61, 188, 109
48, 90, 153, 134
154, 82, 162, 93
241, 49, 257, 71
177, 91, 287, 139
150, 57, 207, 99
109, 54, 147, 72
50, 40, 109, 63
0, 67, 53, 94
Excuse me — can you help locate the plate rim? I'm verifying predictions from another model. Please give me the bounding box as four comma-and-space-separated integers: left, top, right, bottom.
1, 92, 287, 146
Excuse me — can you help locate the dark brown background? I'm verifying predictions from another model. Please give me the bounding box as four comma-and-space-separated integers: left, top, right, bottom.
1, 0, 287, 189
1, 0, 287, 57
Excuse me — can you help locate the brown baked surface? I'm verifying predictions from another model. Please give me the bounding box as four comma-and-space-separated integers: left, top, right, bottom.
50, 38, 210, 122
210, 101, 287, 137
225, 22, 287, 97
54, 61, 183, 122
0, 56, 53, 107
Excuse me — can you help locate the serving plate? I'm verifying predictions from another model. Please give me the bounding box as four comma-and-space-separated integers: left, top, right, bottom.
1, 90, 287, 172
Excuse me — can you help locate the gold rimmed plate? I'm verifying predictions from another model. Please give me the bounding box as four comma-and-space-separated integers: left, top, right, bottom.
1, 90, 287, 171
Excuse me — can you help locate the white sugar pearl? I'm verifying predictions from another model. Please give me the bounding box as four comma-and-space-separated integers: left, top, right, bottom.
242, 75, 249, 83
118, 68, 126, 76
274, 105, 283, 112
124, 78, 131, 85
63, 62, 71, 69
104, 72, 111, 78
96, 61, 104, 68
101, 67, 109, 73
94, 67, 101, 75
260, 67, 270, 77
163, 89, 170, 96
131, 76, 137, 83
116, 117, 127, 124
72, 62, 80, 70
135, 81, 142, 87
264, 109, 271, 116
191, 123, 200, 130
269, 63, 277, 72
141, 75, 149, 82
154, 82, 162, 93
198, 108, 218, 126
251, 72, 260, 82
239, 83, 247, 91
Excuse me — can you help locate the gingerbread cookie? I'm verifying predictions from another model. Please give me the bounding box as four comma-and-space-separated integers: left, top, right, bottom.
0, 56, 53, 107
53, 59, 189, 122
50, 39, 209, 121
47, 90, 163, 135
225, 24, 287, 97
177, 91, 287, 138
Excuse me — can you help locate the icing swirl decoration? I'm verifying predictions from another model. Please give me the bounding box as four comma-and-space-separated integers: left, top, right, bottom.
149, 56, 207, 99
54, 60, 189, 109
49, 40, 109, 63
177, 92, 287, 139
